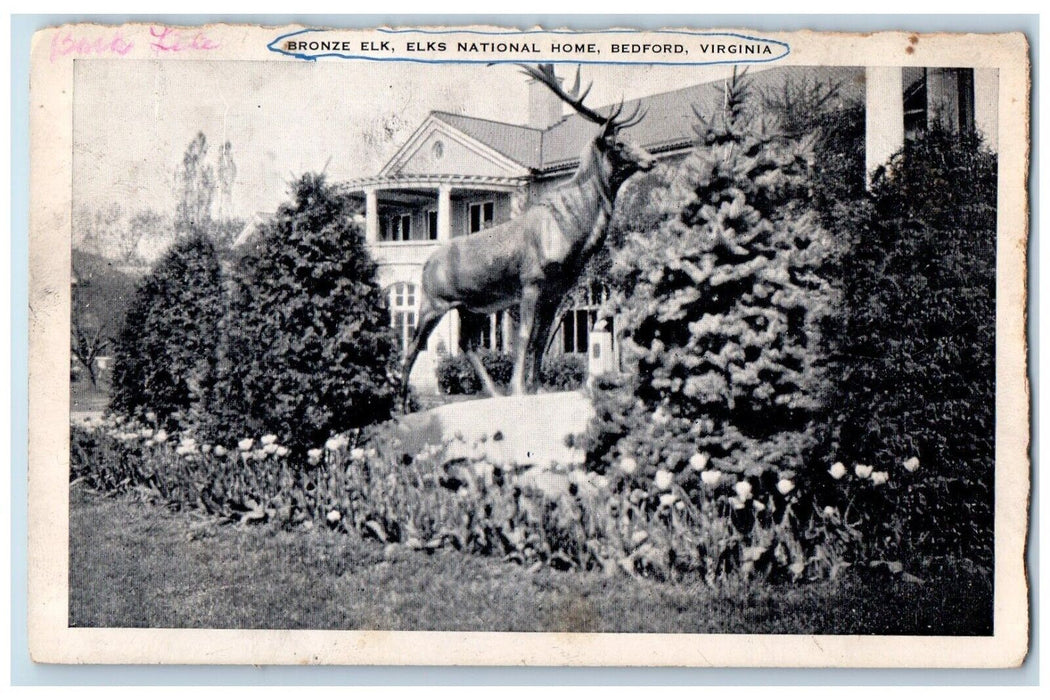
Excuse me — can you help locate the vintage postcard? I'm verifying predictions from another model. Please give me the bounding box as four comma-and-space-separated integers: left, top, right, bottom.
27, 22, 1030, 666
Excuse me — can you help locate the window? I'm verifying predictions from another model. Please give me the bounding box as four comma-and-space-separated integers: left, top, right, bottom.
389, 282, 418, 354
383, 213, 412, 242
460, 309, 510, 352
468, 201, 495, 234
903, 67, 976, 140
460, 309, 492, 351
903, 68, 928, 140
560, 283, 609, 355
427, 210, 438, 240
562, 309, 595, 354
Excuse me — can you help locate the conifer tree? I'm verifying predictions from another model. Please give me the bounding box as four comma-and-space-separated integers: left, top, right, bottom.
109, 235, 224, 428
210, 173, 399, 452
597, 71, 842, 478
840, 128, 996, 475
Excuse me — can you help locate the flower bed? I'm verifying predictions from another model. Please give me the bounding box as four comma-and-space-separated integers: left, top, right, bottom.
71, 412, 989, 584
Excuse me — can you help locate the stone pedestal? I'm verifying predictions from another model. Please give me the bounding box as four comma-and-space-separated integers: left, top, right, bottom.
396, 390, 594, 467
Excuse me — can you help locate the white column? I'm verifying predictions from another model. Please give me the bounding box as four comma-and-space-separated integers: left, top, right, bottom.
449, 309, 461, 356
502, 311, 515, 353
974, 69, 999, 152
865, 66, 905, 185
509, 185, 528, 218
437, 184, 452, 242
365, 188, 378, 243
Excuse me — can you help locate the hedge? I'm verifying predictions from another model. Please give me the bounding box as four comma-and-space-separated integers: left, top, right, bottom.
436, 351, 586, 395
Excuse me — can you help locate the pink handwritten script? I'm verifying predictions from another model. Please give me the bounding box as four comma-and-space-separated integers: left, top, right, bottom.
50, 30, 134, 62
48, 27, 221, 62
148, 26, 220, 53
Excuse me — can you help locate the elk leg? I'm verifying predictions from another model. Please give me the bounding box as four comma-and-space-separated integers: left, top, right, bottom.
510, 284, 542, 395
527, 297, 561, 390
465, 350, 503, 398
400, 298, 446, 410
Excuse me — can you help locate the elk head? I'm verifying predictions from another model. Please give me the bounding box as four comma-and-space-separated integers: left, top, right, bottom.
519, 63, 654, 185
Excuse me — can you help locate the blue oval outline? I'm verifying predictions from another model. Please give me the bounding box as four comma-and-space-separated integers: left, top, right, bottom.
266, 27, 791, 67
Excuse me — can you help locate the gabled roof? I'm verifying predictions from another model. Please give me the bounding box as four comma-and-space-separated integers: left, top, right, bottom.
377, 113, 532, 179
539, 82, 707, 171
431, 112, 543, 169
539, 66, 865, 172
371, 66, 865, 179
232, 211, 274, 248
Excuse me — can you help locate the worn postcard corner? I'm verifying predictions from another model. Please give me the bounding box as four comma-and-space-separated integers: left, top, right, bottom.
27, 20, 1030, 668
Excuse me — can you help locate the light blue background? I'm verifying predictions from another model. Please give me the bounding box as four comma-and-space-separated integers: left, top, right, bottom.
9, 13, 1039, 685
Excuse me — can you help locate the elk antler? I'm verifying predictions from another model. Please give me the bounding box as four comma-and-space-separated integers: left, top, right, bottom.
604, 98, 648, 133
517, 63, 647, 134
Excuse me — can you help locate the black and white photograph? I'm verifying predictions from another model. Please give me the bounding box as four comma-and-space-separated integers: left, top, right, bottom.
28, 24, 1030, 666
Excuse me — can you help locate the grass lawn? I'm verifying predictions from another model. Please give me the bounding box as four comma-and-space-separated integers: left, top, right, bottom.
69, 485, 993, 634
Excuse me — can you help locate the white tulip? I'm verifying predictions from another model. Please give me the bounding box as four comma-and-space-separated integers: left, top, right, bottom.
325, 436, 347, 452
654, 469, 674, 491
688, 453, 709, 472
734, 480, 753, 500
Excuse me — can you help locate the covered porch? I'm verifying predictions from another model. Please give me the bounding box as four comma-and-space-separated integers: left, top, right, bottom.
346, 174, 530, 393
347, 174, 529, 246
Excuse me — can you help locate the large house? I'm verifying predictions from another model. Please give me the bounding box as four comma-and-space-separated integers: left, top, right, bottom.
344, 65, 999, 392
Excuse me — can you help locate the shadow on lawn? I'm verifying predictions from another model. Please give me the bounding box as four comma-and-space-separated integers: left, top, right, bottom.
68, 485, 993, 635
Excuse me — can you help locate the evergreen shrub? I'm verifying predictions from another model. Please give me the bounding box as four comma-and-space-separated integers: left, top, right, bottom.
109, 235, 224, 429
208, 174, 400, 452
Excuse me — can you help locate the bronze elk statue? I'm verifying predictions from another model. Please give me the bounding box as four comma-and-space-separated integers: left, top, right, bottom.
401, 64, 654, 405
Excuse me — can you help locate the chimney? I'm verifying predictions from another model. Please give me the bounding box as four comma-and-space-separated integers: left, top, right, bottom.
527, 76, 564, 130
